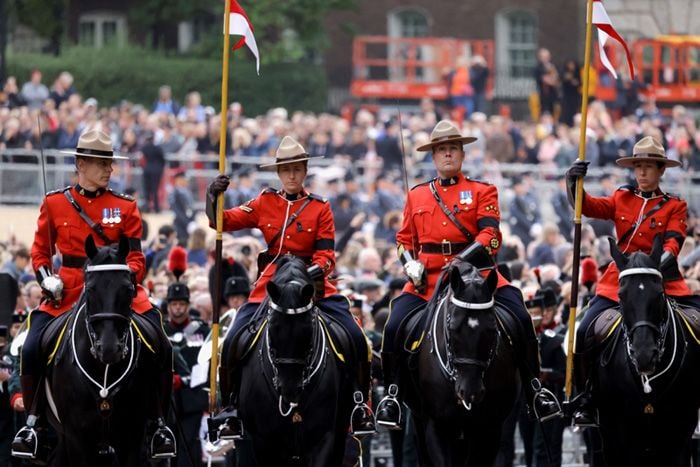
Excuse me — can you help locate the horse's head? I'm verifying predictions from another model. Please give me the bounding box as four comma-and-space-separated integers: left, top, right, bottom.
83, 234, 135, 365
609, 235, 666, 375
266, 256, 316, 404
446, 261, 499, 406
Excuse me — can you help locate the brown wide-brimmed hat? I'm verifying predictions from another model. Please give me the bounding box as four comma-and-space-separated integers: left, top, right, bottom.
60, 130, 128, 160
615, 135, 680, 168
416, 120, 477, 152
260, 136, 321, 168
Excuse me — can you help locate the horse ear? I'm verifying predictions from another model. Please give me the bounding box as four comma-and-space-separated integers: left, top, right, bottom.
301, 284, 315, 304
607, 236, 627, 270
485, 267, 498, 295
650, 233, 663, 264
450, 266, 464, 294
267, 281, 280, 303
85, 235, 98, 259
118, 235, 130, 262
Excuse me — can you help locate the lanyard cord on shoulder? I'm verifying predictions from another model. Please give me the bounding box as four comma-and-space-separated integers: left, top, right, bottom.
255, 199, 292, 283
621, 198, 648, 254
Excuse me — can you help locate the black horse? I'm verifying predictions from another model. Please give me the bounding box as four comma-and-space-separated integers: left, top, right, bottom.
45, 236, 170, 466
591, 236, 700, 466
231, 256, 352, 466
401, 261, 520, 466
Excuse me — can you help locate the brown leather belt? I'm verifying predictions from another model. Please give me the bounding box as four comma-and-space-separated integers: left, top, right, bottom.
62, 255, 88, 268
420, 242, 470, 256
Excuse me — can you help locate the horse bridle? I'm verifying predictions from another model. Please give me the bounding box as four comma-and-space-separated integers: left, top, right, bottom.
618, 266, 676, 393
71, 264, 137, 400
434, 289, 498, 383
265, 291, 325, 413
618, 267, 669, 346
84, 264, 134, 360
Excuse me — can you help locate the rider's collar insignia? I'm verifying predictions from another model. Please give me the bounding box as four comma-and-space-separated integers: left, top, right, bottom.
280, 189, 307, 201
635, 188, 664, 199
75, 184, 104, 198
439, 176, 459, 186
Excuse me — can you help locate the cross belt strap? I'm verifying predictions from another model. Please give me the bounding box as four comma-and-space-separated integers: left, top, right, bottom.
266, 197, 313, 251
429, 181, 475, 244
617, 195, 669, 247
63, 190, 112, 244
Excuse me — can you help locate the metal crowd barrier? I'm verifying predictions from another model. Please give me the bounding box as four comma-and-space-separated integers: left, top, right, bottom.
1, 149, 698, 215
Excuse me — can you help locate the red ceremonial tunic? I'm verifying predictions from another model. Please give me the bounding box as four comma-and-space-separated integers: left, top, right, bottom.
32, 185, 151, 316
581, 186, 691, 302
396, 173, 509, 300
217, 188, 336, 303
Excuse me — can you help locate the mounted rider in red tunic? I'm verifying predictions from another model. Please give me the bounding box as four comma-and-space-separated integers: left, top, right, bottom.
11, 130, 176, 461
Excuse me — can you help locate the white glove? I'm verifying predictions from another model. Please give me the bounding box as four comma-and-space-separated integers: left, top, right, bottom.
404, 260, 426, 290
41, 275, 64, 302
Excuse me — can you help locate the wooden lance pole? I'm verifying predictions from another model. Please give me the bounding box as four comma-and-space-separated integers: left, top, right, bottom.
565, 0, 595, 402
210, 0, 232, 414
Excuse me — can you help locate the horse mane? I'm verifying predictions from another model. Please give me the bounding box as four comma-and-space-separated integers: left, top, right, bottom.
274, 256, 310, 281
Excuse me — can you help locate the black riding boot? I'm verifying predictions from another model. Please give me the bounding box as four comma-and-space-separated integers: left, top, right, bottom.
572, 352, 598, 427
375, 352, 402, 430
11, 375, 47, 462
350, 359, 376, 436
522, 336, 562, 422
208, 365, 243, 442
148, 366, 177, 459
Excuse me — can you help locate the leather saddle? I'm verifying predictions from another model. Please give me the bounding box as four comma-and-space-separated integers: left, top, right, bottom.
673, 303, 700, 345
397, 293, 524, 355
41, 311, 74, 366
131, 312, 168, 359
230, 304, 351, 365
584, 308, 622, 351
398, 302, 429, 354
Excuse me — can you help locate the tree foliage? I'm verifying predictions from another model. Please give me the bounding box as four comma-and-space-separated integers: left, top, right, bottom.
189, 0, 358, 63
10, 0, 65, 54
127, 0, 219, 48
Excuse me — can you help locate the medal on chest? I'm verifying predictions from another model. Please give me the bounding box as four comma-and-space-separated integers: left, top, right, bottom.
460, 191, 473, 205
102, 208, 122, 224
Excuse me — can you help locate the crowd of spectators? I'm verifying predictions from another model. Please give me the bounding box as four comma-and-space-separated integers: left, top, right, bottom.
1, 65, 700, 465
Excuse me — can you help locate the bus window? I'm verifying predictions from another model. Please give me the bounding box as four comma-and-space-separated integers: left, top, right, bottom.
661, 45, 678, 83
689, 46, 700, 83
641, 45, 654, 85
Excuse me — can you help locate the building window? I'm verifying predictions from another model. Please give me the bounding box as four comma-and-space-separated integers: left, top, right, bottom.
78, 13, 126, 48
387, 8, 432, 81
397, 9, 429, 38
506, 12, 537, 78
103, 21, 118, 47
79, 22, 96, 46
495, 9, 538, 97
